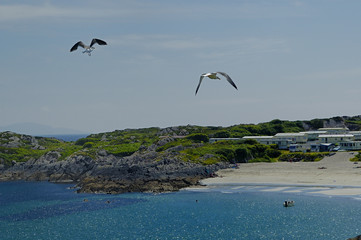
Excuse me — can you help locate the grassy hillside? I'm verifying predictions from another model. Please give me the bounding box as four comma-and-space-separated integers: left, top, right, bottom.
1, 115, 361, 166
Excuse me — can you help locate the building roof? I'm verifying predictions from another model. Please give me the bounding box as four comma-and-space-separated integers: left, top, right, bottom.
318, 134, 354, 138
242, 136, 273, 139
349, 131, 361, 134
209, 138, 241, 140
320, 143, 334, 146
274, 133, 306, 137
318, 127, 349, 131
300, 131, 327, 134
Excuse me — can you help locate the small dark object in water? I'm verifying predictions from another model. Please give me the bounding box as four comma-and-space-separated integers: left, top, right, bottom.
283, 200, 295, 207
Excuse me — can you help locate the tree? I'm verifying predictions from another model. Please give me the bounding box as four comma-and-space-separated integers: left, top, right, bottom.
213, 131, 231, 138
235, 147, 252, 163
186, 133, 209, 143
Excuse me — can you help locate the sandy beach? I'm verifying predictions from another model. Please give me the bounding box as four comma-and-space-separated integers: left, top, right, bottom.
200, 152, 361, 196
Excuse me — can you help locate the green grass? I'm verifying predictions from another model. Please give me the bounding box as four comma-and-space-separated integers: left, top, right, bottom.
0, 146, 46, 164
2, 116, 361, 166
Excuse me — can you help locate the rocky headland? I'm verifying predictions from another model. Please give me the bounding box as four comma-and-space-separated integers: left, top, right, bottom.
0, 130, 229, 194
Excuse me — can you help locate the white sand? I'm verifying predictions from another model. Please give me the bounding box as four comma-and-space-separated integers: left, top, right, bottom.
200, 152, 361, 196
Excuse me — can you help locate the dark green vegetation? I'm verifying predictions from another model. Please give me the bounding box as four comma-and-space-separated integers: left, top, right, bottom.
0, 132, 82, 165
157, 137, 282, 164
1, 115, 361, 166
278, 152, 328, 162
75, 128, 160, 158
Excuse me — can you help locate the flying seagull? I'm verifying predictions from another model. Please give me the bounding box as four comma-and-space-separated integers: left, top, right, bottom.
70, 38, 107, 56
195, 72, 238, 95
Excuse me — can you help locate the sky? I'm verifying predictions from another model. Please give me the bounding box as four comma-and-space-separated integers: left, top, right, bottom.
1, 0, 361, 134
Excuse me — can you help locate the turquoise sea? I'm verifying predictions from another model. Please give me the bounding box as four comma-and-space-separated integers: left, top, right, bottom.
0, 182, 360, 239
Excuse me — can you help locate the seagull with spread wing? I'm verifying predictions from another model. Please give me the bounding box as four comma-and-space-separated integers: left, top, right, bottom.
70, 38, 107, 56
195, 72, 238, 95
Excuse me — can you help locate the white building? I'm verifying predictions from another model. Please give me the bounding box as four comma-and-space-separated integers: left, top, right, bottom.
289, 144, 308, 152
339, 141, 361, 151
318, 134, 354, 144
217, 127, 361, 151
242, 136, 291, 149
349, 131, 361, 141
242, 136, 273, 144
300, 131, 327, 141
274, 133, 307, 144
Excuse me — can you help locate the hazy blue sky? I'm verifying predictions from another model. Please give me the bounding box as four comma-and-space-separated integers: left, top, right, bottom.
1, 0, 361, 134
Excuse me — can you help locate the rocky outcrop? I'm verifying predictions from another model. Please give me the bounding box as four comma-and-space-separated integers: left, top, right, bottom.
0, 143, 228, 194
301, 115, 361, 131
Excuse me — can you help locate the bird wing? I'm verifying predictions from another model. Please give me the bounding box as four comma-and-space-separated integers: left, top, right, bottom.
217, 72, 238, 90
90, 38, 107, 47
195, 75, 205, 95
70, 41, 86, 52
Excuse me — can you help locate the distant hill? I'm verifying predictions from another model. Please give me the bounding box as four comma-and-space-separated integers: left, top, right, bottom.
1, 115, 361, 137
0, 122, 88, 136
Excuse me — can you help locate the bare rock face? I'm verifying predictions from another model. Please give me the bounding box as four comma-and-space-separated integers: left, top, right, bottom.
0, 131, 40, 148
73, 152, 226, 194
76, 176, 203, 194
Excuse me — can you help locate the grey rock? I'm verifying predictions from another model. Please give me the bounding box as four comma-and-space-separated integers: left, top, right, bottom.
0, 147, 229, 194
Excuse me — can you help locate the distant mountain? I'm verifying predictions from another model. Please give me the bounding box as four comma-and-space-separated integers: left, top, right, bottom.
0, 122, 88, 136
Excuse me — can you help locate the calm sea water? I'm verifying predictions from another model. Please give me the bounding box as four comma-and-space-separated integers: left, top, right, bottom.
0, 182, 361, 239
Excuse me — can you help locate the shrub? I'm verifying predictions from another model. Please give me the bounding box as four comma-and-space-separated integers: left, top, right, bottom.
249, 156, 272, 163
83, 142, 94, 148
202, 157, 219, 165
249, 144, 268, 158
186, 133, 209, 143
156, 141, 179, 152
75, 137, 97, 146
215, 148, 235, 162
105, 143, 140, 157
243, 139, 258, 145
212, 131, 231, 138
265, 148, 281, 158
278, 153, 326, 162
269, 144, 279, 149
235, 147, 252, 163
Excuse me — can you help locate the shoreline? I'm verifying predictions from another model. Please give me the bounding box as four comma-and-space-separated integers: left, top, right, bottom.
198, 151, 361, 196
